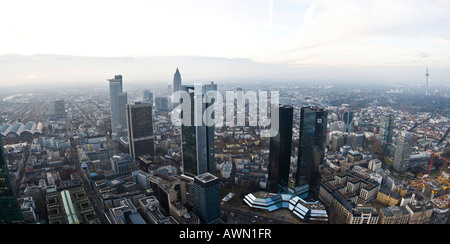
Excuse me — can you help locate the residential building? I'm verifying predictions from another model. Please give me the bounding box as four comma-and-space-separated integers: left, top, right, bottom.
376, 187, 402, 206
405, 197, 433, 224
379, 206, 410, 224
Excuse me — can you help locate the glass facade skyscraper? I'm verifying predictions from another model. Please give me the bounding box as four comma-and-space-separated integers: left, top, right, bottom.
393, 131, 412, 172
126, 102, 155, 159
173, 68, 182, 94
296, 106, 327, 200
194, 173, 220, 224
268, 104, 293, 193
142, 90, 153, 105
180, 83, 216, 178
172, 68, 182, 105
342, 111, 354, 133
379, 113, 394, 145
0, 137, 24, 224
108, 75, 128, 140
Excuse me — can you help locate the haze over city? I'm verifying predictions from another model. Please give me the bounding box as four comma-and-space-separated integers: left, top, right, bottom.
2, 0, 450, 231
1, 0, 450, 86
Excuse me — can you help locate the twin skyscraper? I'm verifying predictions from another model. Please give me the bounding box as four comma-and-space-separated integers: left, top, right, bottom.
269, 105, 327, 200
108, 69, 328, 209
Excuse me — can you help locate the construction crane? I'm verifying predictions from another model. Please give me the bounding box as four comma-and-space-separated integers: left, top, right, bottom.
423, 150, 450, 179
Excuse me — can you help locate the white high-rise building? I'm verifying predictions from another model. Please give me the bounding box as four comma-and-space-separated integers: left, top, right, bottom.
108, 75, 128, 140
393, 131, 412, 172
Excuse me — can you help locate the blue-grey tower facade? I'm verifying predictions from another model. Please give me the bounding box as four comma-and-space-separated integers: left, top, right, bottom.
143, 90, 153, 105
379, 113, 394, 145
296, 106, 327, 200
126, 102, 155, 159
173, 68, 182, 94
180, 83, 216, 178
108, 75, 128, 140
194, 173, 220, 224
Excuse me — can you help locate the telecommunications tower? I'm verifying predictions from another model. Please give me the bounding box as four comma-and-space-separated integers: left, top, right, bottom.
426, 67, 430, 95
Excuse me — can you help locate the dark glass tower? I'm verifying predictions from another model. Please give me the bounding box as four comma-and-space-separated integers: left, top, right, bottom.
296, 106, 327, 200
180, 83, 216, 177
0, 137, 24, 224
379, 113, 394, 144
126, 102, 155, 159
194, 173, 220, 224
268, 104, 293, 193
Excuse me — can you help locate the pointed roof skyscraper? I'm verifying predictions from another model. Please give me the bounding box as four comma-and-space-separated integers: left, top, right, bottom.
172, 68, 182, 105
173, 68, 182, 94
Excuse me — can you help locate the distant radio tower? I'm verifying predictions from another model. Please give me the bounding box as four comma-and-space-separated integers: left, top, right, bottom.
426, 67, 430, 95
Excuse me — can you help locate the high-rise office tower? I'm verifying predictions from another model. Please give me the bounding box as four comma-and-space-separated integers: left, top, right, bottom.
142, 90, 153, 105
331, 133, 346, 152
268, 104, 293, 193
126, 102, 155, 159
180, 83, 217, 178
0, 136, 24, 224
54, 100, 66, 117
393, 131, 412, 172
173, 68, 182, 93
108, 75, 128, 140
342, 111, 354, 133
155, 96, 170, 111
296, 106, 327, 200
379, 113, 394, 145
172, 68, 182, 104
194, 173, 220, 224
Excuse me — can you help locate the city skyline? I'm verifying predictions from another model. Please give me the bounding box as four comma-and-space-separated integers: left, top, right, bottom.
1, 0, 450, 86
1, 0, 450, 228
0, 71, 449, 225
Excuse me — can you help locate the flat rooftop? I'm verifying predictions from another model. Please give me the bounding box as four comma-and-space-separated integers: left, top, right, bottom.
195, 173, 218, 183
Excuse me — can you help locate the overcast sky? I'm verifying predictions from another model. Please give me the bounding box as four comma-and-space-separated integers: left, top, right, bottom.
1, 0, 450, 87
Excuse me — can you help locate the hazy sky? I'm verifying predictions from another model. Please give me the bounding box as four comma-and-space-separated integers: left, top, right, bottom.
1, 0, 450, 86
